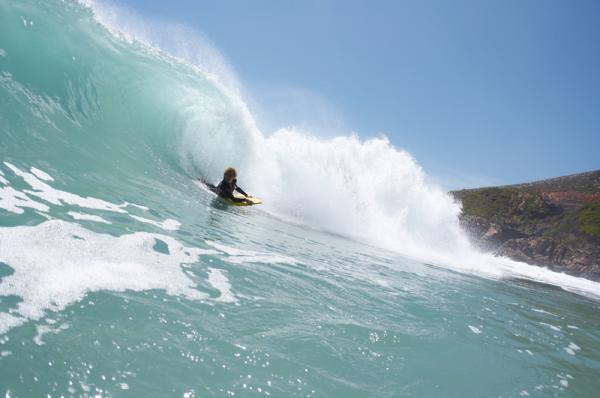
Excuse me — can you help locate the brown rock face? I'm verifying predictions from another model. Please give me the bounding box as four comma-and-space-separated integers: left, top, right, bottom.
496, 238, 599, 280
459, 215, 525, 251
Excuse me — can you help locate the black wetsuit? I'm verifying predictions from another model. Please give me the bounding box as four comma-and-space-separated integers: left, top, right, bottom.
206, 179, 248, 202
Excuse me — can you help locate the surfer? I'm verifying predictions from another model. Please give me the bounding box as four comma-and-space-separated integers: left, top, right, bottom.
204, 167, 254, 204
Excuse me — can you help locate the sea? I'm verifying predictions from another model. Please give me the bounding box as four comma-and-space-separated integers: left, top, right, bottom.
1, 1, 599, 396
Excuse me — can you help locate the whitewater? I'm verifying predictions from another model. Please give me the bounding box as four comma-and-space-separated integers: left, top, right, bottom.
1, 1, 599, 396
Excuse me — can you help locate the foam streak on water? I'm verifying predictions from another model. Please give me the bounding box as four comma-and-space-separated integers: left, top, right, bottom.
0, 220, 214, 333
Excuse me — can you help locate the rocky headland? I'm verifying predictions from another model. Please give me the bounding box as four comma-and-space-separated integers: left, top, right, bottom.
451, 170, 600, 281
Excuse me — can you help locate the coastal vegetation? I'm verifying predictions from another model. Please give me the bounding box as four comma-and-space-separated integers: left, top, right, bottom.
452, 171, 600, 280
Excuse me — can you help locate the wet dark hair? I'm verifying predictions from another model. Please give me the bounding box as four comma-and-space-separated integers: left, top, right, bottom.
224, 167, 237, 178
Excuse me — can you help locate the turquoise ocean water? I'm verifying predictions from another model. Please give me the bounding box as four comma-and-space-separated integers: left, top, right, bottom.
1, 1, 600, 396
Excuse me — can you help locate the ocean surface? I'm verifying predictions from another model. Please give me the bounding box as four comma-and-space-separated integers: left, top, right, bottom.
1, 1, 600, 396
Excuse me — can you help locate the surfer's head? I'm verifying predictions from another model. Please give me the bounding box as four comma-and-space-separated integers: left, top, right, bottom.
224, 167, 237, 183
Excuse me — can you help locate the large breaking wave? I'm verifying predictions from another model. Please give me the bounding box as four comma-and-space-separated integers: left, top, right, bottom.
1, 0, 599, 299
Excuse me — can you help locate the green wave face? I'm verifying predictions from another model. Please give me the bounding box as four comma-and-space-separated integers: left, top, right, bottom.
1, 0, 250, 184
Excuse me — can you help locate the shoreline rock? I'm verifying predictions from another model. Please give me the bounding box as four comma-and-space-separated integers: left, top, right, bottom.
451, 170, 600, 281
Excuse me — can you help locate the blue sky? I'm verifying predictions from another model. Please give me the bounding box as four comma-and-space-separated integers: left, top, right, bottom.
112, 0, 600, 189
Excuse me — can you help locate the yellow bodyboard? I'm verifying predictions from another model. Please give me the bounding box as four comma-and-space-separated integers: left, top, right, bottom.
224, 193, 263, 206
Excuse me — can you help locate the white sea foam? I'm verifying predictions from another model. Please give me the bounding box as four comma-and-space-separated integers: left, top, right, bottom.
30, 167, 54, 181
205, 241, 259, 257
531, 308, 556, 316
0, 220, 218, 334
0, 48, 6, 57
468, 325, 482, 334
121, 202, 150, 211
34, 323, 69, 345
0, 169, 7, 185
540, 322, 562, 332
2, 165, 176, 230
130, 215, 181, 231
4, 162, 126, 213
207, 268, 237, 303
205, 241, 298, 265
565, 342, 581, 355
67, 211, 112, 224
0, 186, 50, 214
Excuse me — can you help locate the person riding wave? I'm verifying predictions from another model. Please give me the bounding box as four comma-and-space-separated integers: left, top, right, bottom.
204, 167, 253, 204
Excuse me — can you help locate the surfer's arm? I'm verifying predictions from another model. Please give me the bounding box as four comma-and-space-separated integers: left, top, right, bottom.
235, 186, 249, 197
225, 192, 247, 203
199, 178, 219, 195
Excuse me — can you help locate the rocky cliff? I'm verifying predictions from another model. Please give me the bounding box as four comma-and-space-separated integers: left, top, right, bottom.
451, 170, 600, 281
